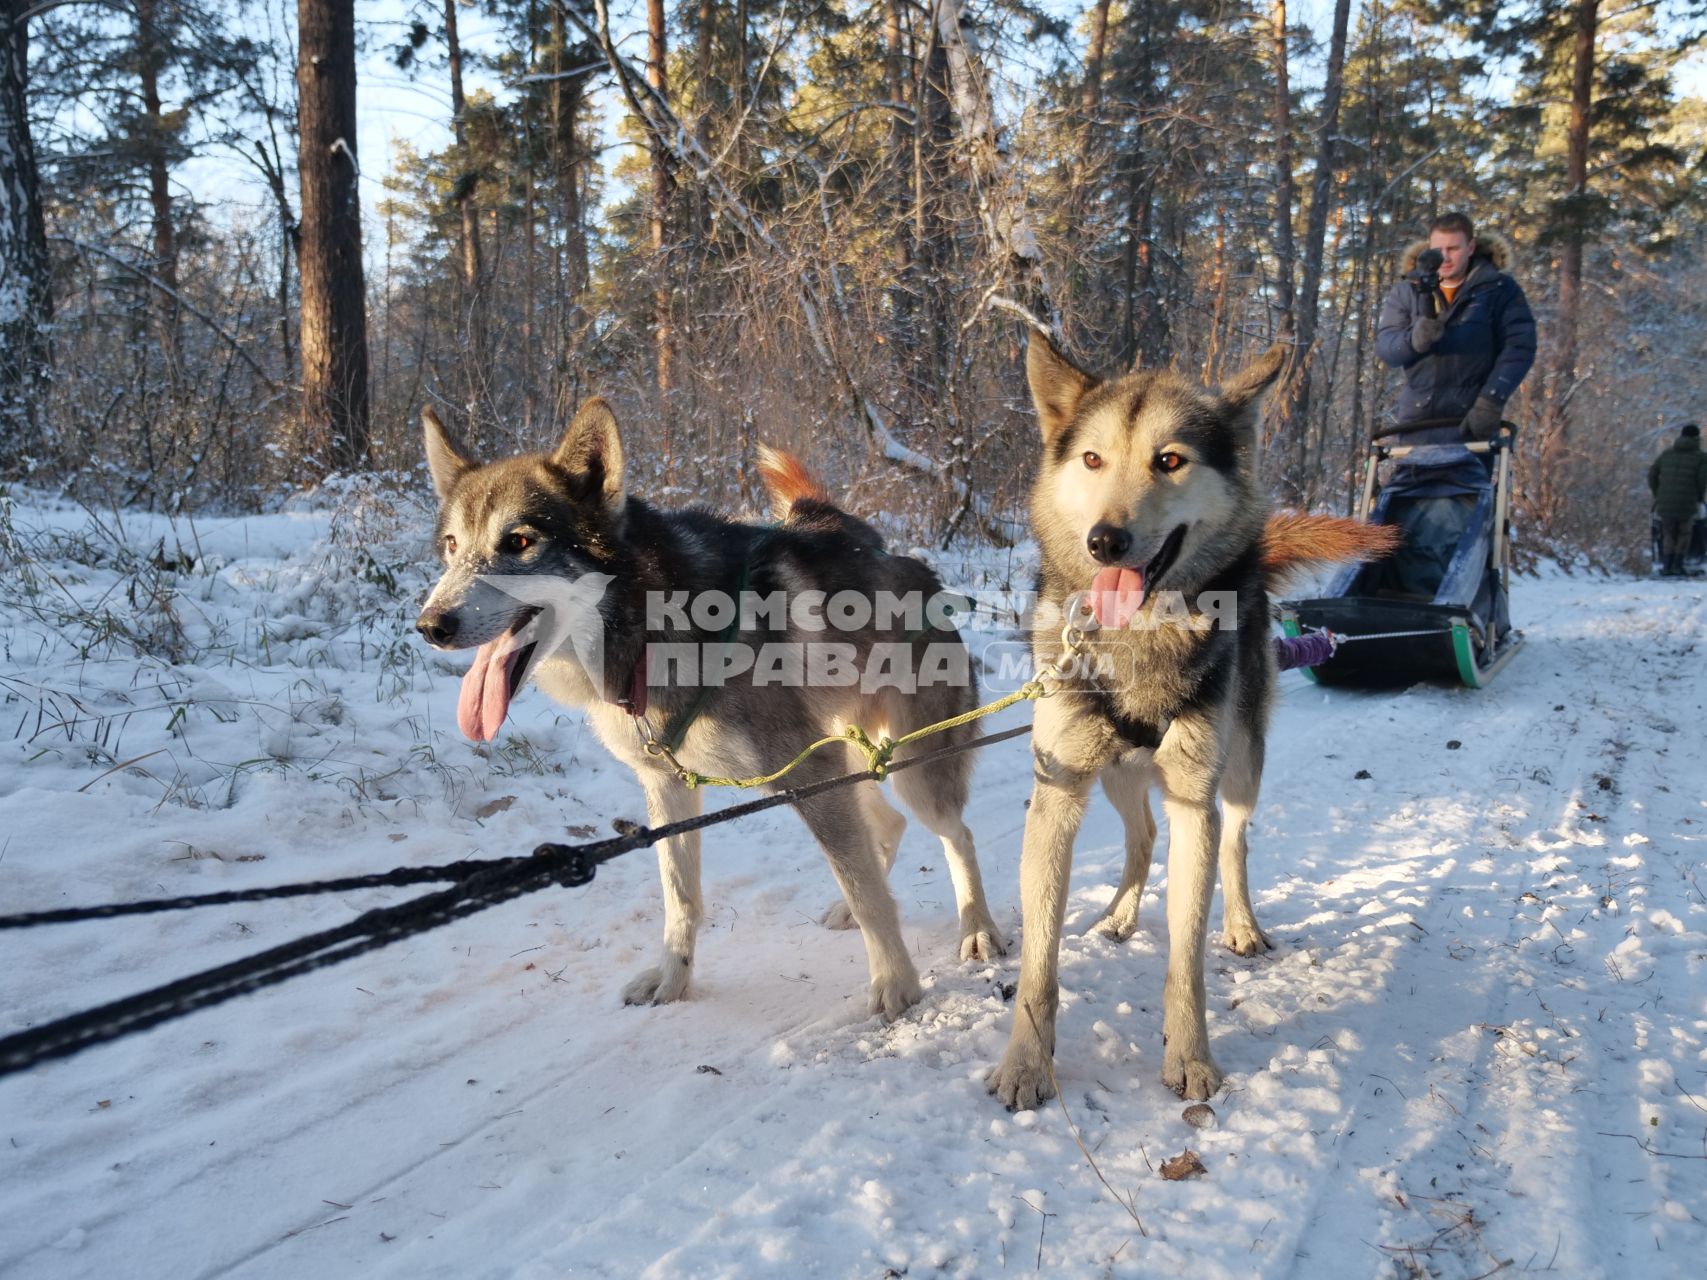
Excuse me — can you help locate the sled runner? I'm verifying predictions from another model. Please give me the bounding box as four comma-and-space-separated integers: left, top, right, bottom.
1281, 423, 1523, 689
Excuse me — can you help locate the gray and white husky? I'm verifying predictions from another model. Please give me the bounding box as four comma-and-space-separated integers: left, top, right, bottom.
416, 398, 1004, 1020
987, 333, 1395, 1108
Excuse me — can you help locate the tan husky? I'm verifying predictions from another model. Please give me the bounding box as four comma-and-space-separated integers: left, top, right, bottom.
988, 334, 1396, 1108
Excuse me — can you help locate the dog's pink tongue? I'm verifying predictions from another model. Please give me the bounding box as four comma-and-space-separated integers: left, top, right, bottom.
457, 636, 518, 742
1088, 566, 1146, 629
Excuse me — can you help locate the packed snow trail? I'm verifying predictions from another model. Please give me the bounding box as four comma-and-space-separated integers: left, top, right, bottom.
1, 499, 1704, 1278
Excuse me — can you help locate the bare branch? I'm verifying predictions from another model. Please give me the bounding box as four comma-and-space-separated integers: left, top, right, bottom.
50, 237, 287, 392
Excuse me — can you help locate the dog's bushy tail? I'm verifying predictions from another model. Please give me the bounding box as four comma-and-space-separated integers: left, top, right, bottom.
1260, 512, 1401, 591
756, 444, 833, 521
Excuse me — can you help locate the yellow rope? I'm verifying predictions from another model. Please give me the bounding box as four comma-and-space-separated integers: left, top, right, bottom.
638, 620, 1090, 790
645, 680, 1050, 790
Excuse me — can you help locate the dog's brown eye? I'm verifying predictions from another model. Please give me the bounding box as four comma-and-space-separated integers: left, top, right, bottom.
1157, 452, 1186, 473
1082, 451, 1103, 471
502, 532, 533, 554
444, 535, 457, 556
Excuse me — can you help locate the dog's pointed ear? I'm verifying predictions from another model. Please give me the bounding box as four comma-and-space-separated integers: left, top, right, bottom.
553, 397, 625, 508
422, 406, 474, 500
1026, 329, 1098, 444
1220, 344, 1289, 425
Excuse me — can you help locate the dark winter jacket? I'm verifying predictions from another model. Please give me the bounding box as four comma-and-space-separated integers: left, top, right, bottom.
1375, 234, 1538, 444
1648, 436, 1707, 521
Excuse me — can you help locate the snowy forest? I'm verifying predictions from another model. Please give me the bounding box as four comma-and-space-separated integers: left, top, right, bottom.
7, 6, 1707, 1277
3, 0, 1704, 560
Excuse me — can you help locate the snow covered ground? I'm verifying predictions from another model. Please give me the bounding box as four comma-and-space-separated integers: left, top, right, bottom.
2, 486, 1705, 1279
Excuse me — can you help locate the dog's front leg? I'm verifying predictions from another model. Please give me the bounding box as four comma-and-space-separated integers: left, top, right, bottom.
1156, 717, 1226, 1099
989, 721, 1095, 1109
622, 772, 704, 1006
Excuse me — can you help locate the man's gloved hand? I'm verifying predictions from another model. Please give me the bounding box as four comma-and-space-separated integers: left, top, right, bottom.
1462, 395, 1504, 440
1410, 314, 1446, 353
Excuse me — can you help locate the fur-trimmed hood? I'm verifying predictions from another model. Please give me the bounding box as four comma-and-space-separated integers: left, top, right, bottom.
1401, 230, 1516, 274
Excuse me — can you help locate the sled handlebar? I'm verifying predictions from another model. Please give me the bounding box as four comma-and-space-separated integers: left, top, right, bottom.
1370, 417, 1518, 443
1377, 438, 1509, 461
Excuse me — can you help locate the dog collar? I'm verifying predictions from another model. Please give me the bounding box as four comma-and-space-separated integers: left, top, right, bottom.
614, 647, 647, 718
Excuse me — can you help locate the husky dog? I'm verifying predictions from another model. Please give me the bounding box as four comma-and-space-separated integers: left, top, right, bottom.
987, 333, 1395, 1108
416, 398, 1004, 1020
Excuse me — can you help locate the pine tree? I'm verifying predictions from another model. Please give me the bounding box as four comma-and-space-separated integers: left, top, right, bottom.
297, 0, 370, 473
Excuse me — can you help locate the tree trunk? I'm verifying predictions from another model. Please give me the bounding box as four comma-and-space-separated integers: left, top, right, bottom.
1079, 0, 1111, 152
1540, 0, 1599, 518
136, 0, 180, 378
296, 0, 370, 474
914, 19, 952, 391
445, 0, 483, 302
1120, 167, 1161, 367
522, 0, 538, 437
1276, 0, 1350, 488
931, 0, 1046, 316
1268, 0, 1297, 331
254, 143, 297, 380
645, 0, 674, 469
883, 0, 914, 350
732, 0, 749, 181
1202, 207, 1230, 384
1071, 0, 1112, 302
694, 0, 714, 243
444, 0, 488, 442
0, 0, 52, 473
549, 0, 588, 343
1117, 5, 1161, 367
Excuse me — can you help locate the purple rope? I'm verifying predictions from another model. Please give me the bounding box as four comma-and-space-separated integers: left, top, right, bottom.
1274, 631, 1337, 671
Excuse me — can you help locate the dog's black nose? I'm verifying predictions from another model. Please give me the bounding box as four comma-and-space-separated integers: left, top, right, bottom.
416, 609, 459, 645
1086, 524, 1132, 564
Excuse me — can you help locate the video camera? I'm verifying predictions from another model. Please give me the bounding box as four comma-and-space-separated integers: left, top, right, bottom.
1406, 248, 1445, 315
1406, 248, 1444, 294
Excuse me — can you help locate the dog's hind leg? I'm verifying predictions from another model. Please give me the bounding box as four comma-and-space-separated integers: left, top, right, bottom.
1090, 755, 1157, 942
1217, 719, 1272, 957
622, 773, 704, 1006
792, 775, 922, 1020
864, 786, 908, 873
891, 745, 1005, 961
821, 783, 907, 931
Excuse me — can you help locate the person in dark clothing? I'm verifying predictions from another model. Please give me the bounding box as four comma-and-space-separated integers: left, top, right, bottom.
1649, 423, 1707, 577
1368, 214, 1535, 638
1376, 213, 1538, 446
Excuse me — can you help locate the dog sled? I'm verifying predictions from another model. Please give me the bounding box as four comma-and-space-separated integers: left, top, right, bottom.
1281, 422, 1522, 689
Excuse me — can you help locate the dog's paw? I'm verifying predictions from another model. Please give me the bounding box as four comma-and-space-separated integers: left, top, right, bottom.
1090, 900, 1140, 943
820, 900, 859, 931
959, 915, 1007, 962
987, 1040, 1056, 1111
867, 968, 923, 1022
621, 955, 692, 1006
1222, 917, 1272, 957
1162, 1049, 1223, 1101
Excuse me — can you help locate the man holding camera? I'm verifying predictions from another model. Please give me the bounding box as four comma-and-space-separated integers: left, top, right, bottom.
1376, 212, 1537, 445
